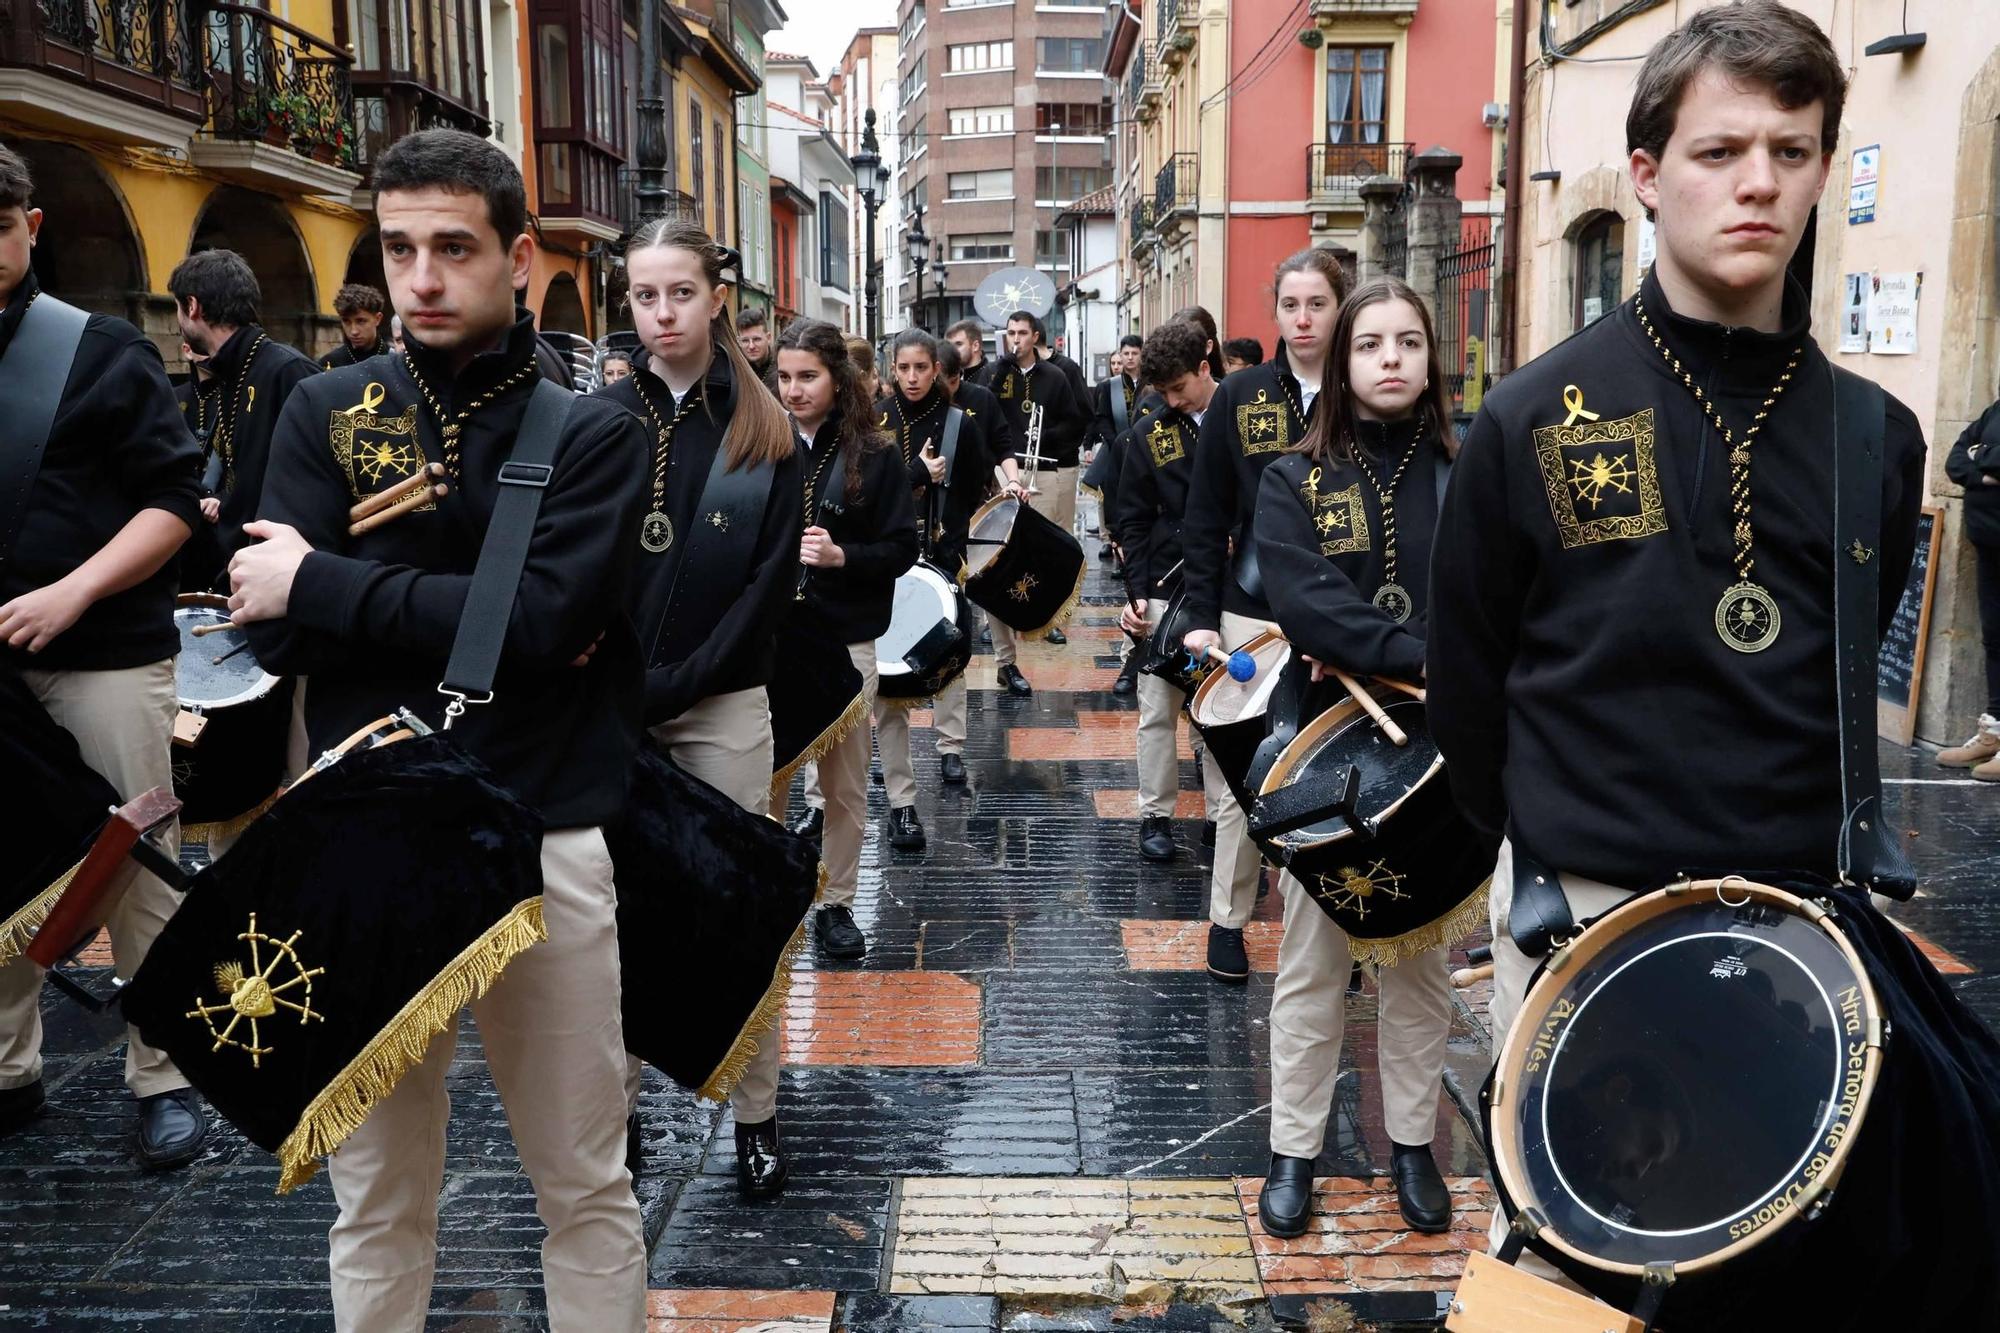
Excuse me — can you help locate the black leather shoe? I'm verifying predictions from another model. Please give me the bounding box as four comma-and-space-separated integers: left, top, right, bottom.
136, 1088, 207, 1171
1200, 819, 1216, 849
0, 1078, 45, 1137
1112, 659, 1139, 696
788, 807, 824, 841
886, 805, 927, 851
626, 1112, 644, 1178
816, 904, 866, 960
1348, 962, 1365, 995
1257, 868, 1271, 900
735, 1117, 788, 1198
1259, 1154, 1316, 1238
1207, 924, 1250, 984
1391, 1143, 1452, 1234
1044, 627, 1067, 645
998, 664, 1032, 697
1098, 542, 1115, 561
940, 753, 966, 784
1138, 816, 1175, 862
979, 623, 991, 646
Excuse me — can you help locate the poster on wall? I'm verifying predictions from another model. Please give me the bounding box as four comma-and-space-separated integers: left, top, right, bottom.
1868, 271, 1920, 355
1849, 144, 1880, 225
1841, 273, 1870, 353
1636, 216, 1657, 272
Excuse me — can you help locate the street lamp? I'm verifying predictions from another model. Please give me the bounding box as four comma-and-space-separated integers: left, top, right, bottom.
930, 249, 949, 333
905, 203, 929, 328
850, 108, 885, 345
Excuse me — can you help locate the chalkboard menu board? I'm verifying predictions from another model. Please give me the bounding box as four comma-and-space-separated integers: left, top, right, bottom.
1878, 506, 1942, 743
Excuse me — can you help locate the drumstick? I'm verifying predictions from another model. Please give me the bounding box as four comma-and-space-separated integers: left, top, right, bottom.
1331, 668, 1408, 746
350, 482, 448, 537
1375, 677, 1427, 703
349, 464, 446, 523
1451, 962, 1495, 988
189, 620, 237, 638
211, 640, 252, 666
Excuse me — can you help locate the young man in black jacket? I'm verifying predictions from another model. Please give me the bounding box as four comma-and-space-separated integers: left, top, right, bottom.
0, 142, 207, 1169
1116, 322, 1216, 863
169, 249, 321, 589
1938, 391, 2000, 777
318, 282, 391, 370
229, 128, 651, 1332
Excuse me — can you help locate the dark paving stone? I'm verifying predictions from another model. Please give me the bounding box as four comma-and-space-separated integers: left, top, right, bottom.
648, 1174, 891, 1292
983, 972, 1274, 1069
1267, 1290, 1451, 1331
839, 1292, 998, 1331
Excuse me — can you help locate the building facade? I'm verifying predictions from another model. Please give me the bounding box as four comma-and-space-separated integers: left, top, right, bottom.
732, 0, 783, 318
766, 53, 857, 330
832, 27, 900, 340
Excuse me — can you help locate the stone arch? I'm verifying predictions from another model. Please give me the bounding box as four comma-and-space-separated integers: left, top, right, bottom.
1549, 165, 1639, 342
189, 186, 318, 348
539, 271, 588, 336
16, 140, 146, 318
342, 227, 386, 304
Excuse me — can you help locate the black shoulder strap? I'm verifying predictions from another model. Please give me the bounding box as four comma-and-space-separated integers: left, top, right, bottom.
439, 378, 576, 717
647, 446, 778, 663
1434, 447, 1451, 506
1832, 366, 1916, 899
939, 405, 965, 492
1109, 377, 1130, 435
0, 294, 90, 564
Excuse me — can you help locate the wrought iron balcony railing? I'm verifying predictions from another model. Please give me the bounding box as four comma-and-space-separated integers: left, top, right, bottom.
202, 3, 356, 167
1129, 196, 1157, 246
1154, 152, 1196, 217
0, 0, 205, 121
1307, 140, 1412, 199
616, 168, 702, 237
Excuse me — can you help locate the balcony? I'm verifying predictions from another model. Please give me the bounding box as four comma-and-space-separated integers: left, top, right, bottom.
1137, 43, 1164, 119
1129, 196, 1157, 255
1123, 39, 1145, 112
1156, 0, 1193, 70
1310, 0, 1419, 21
0, 0, 205, 149
189, 4, 360, 195
1307, 140, 1411, 207
615, 168, 701, 237
1153, 152, 1195, 234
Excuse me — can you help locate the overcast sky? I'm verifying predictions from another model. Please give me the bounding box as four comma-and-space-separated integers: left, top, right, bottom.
766, 3, 898, 80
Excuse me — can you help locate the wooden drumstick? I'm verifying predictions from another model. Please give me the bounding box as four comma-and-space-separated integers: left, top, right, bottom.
349, 463, 446, 523
350, 482, 448, 536
1375, 676, 1427, 703
1451, 962, 1495, 989
1331, 668, 1408, 746
189, 620, 237, 638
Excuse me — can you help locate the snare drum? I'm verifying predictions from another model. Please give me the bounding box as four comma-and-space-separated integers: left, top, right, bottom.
962, 495, 1085, 636
877, 561, 973, 704
1185, 631, 1292, 807
1134, 578, 1207, 692
172, 593, 292, 837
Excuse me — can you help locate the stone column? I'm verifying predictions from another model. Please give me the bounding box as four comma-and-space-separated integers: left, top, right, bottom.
1357, 177, 1403, 285
1405, 147, 1464, 321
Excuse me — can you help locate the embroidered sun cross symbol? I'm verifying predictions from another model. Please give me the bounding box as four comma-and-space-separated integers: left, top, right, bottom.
707, 510, 730, 532
184, 913, 326, 1069
1311, 860, 1408, 919
1316, 508, 1348, 535
1247, 414, 1277, 442
1567, 451, 1636, 510
1008, 573, 1039, 603
358, 440, 420, 485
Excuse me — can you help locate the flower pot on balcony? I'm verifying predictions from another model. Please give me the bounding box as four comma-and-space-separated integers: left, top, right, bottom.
311, 143, 337, 164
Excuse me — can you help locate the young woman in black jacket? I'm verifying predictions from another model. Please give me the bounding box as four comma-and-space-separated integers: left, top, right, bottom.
775, 318, 917, 962
1250, 277, 1461, 1242
595, 217, 800, 1197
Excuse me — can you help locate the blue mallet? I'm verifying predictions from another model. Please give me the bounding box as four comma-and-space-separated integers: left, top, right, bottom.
1202, 645, 1259, 681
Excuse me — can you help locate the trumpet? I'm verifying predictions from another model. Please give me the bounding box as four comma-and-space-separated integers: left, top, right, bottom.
1021, 401, 1046, 496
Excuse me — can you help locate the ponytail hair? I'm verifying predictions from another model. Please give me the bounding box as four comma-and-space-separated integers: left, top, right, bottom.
626, 215, 791, 472
776, 317, 886, 504
1170, 304, 1226, 380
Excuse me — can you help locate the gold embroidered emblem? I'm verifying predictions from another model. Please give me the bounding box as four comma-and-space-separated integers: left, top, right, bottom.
998, 374, 1015, 400
330, 402, 433, 508
1237, 388, 1290, 455
1849, 539, 1874, 565
1147, 419, 1184, 467
1008, 572, 1039, 602
1312, 482, 1371, 557
1311, 860, 1407, 919
708, 510, 730, 531
183, 913, 325, 1069
1533, 407, 1668, 549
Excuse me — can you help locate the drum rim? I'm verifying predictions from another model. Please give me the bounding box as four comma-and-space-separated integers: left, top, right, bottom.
963, 494, 1021, 580
1188, 631, 1291, 726
878, 562, 968, 677
1489, 878, 1887, 1278
1254, 689, 1442, 850
175, 592, 279, 708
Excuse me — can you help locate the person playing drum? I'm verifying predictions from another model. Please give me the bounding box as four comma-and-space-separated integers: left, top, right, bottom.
774, 318, 918, 962
594, 217, 800, 1199
869, 328, 1027, 846
1251, 276, 1462, 1240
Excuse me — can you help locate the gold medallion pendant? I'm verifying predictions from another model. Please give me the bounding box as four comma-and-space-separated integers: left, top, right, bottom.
1373, 583, 1413, 624
640, 509, 675, 554
1715, 581, 1780, 653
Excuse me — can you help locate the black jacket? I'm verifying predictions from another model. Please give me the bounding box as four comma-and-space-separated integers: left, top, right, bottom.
1427, 268, 1926, 889
1049, 350, 1090, 416
952, 379, 1015, 467
599, 355, 800, 725
182, 323, 320, 588
0, 274, 200, 672
245, 314, 651, 829
1091, 373, 1140, 451
1254, 418, 1444, 682
319, 333, 391, 371
878, 386, 1000, 571
987, 357, 1087, 469
1944, 395, 2000, 547
1182, 349, 1313, 630
794, 417, 919, 643
1113, 403, 1201, 604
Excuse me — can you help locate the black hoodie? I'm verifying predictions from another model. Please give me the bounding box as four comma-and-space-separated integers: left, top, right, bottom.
792, 414, 919, 643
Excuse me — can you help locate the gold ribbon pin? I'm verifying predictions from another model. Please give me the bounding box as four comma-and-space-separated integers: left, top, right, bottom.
1561, 384, 1601, 428
344, 382, 388, 417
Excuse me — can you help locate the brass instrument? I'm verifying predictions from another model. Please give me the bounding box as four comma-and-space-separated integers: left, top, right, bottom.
1022, 400, 1046, 496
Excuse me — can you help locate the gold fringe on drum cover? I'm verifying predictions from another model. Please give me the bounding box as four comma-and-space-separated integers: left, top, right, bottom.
181, 788, 283, 850
274, 895, 548, 1193
0, 857, 82, 968
1339, 876, 1491, 969
956, 559, 1086, 640
694, 859, 824, 1103
768, 687, 871, 809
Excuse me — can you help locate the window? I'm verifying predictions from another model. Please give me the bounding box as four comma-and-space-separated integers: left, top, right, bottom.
820, 192, 851, 291
536, 24, 572, 129
902, 113, 928, 157
947, 40, 1012, 72
898, 1, 924, 45
1036, 100, 1111, 136
1326, 46, 1388, 144
689, 97, 703, 214
900, 64, 924, 105
947, 168, 1011, 200
1034, 228, 1071, 272
902, 175, 928, 218
1574, 212, 1623, 331
950, 232, 1013, 261
1034, 165, 1111, 202
947, 104, 1011, 134
1036, 36, 1100, 73
713, 115, 727, 237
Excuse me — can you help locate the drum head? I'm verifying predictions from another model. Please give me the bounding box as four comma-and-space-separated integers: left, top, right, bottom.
1258, 694, 1439, 850
175, 593, 278, 709
1492, 881, 1883, 1276
880, 565, 962, 676
965, 496, 1018, 580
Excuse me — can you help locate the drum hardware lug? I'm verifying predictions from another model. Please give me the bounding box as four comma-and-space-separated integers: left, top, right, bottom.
1664, 876, 1697, 896
1630, 1261, 1676, 1331
1544, 939, 1575, 973
1799, 896, 1832, 924
1492, 1206, 1545, 1267
393, 706, 435, 738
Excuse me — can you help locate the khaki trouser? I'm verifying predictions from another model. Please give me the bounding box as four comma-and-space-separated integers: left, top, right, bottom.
637, 687, 781, 1122
785, 643, 874, 908
992, 465, 1078, 667
0, 660, 186, 1099
1269, 871, 1452, 1157
1136, 600, 1186, 818
327, 827, 645, 1333
875, 673, 968, 806
1206, 611, 1266, 927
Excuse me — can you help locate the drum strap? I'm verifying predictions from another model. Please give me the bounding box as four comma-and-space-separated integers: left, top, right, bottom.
1503, 836, 1574, 959
1832, 366, 1916, 899
1109, 376, 1130, 435
646, 448, 779, 665
438, 379, 576, 716
939, 406, 964, 491
0, 294, 90, 566
1244, 654, 1313, 798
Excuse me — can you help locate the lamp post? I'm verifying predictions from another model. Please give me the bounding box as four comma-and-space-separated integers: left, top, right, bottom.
930, 249, 949, 333
850, 108, 885, 345
633, 0, 667, 224
904, 203, 929, 329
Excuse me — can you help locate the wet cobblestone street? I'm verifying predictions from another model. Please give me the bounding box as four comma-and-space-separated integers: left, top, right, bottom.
2, 554, 1989, 1331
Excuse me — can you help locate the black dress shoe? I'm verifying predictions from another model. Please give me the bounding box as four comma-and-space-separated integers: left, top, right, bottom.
1098, 542, 1115, 561
1259, 1154, 1316, 1238
0, 1077, 45, 1137
735, 1117, 788, 1198
787, 807, 824, 840
626, 1112, 644, 1177
997, 664, 1032, 697
940, 753, 966, 784
816, 904, 866, 960
1112, 659, 1139, 696
1391, 1143, 1452, 1234
1207, 924, 1250, 984
1200, 819, 1216, 849
886, 805, 927, 851
136, 1088, 207, 1171
1044, 627, 1067, 645
1138, 815, 1176, 862
980, 623, 992, 646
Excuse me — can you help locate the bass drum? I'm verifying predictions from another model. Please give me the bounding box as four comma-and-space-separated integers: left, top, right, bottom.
172, 593, 292, 840
877, 561, 973, 704
1483, 878, 2000, 1330
962, 495, 1084, 636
